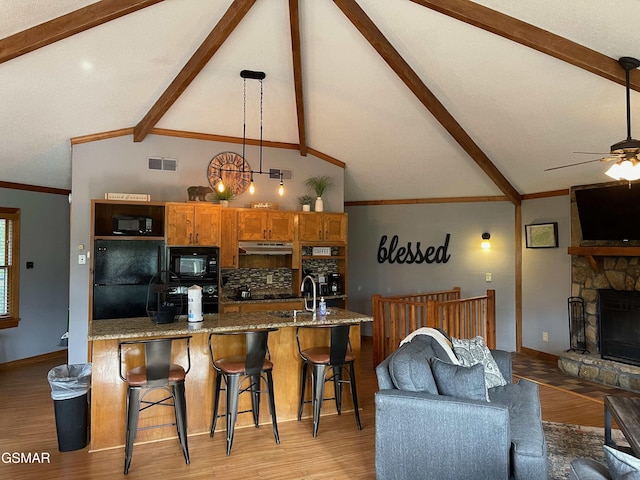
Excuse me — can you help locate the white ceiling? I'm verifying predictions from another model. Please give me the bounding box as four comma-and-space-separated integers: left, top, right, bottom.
1, 0, 640, 202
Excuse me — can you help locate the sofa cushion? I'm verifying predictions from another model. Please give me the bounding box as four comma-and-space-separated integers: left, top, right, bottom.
489, 378, 547, 480
569, 458, 611, 480
452, 336, 507, 388
604, 445, 640, 479
431, 358, 488, 401
388, 336, 439, 394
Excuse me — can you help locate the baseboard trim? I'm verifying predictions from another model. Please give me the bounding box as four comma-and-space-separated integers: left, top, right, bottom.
0, 349, 67, 370
520, 347, 559, 363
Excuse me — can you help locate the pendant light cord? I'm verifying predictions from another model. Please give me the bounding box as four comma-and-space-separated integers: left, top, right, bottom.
259, 78, 264, 173
243, 78, 247, 170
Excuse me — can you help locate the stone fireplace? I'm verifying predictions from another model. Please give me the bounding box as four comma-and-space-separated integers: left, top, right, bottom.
558, 184, 640, 392
559, 253, 640, 392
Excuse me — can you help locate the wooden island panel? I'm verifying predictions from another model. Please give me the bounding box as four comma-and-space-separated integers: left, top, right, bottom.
89, 310, 370, 451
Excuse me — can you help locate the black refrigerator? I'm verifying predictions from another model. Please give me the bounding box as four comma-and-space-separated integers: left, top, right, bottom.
93, 240, 164, 320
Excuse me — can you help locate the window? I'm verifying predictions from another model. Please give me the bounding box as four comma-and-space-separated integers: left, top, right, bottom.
0, 208, 20, 329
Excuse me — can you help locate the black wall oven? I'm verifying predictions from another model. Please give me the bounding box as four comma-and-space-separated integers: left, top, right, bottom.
167, 246, 220, 314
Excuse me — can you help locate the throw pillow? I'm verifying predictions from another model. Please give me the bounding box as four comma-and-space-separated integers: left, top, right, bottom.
452, 336, 507, 389
604, 445, 640, 480
430, 358, 489, 401
388, 337, 439, 394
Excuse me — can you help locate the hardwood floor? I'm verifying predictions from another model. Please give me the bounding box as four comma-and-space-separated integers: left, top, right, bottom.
0, 339, 624, 479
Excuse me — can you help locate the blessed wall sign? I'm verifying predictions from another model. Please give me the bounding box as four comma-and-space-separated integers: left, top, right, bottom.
377, 234, 451, 264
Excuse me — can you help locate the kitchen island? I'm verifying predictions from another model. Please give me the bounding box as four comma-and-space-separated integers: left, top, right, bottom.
88, 308, 372, 451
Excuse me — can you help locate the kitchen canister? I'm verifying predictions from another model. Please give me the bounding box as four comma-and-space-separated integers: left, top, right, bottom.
187, 285, 203, 322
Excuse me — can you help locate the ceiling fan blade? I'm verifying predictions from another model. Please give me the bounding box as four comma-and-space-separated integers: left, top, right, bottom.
572, 151, 615, 155
544, 158, 607, 171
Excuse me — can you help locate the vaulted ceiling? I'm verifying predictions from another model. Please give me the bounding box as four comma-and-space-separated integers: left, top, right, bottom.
1, 0, 640, 205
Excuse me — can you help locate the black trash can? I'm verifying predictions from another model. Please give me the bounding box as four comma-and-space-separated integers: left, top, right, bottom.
47, 363, 92, 452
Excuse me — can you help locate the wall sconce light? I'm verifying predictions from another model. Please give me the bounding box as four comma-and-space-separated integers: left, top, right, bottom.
481, 232, 491, 250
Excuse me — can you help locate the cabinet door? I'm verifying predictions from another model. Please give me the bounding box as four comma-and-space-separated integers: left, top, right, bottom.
268, 212, 294, 241
323, 213, 347, 242
297, 213, 323, 241
166, 204, 194, 245
220, 208, 238, 268
238, 210, 267, 240
194, 204, 220, 245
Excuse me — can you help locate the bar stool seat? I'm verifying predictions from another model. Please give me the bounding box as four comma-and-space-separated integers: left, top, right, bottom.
118, 336, 191, 475
299, 347, 355, 364
296, 324, 362, 437
215, 355, 274, 374
125, 364, 186, 386
208, 329, 280, 455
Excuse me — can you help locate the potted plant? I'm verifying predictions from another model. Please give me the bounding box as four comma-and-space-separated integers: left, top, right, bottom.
304, 175, 334, 212
298, 195, 314, 212
207, 187, 235, 207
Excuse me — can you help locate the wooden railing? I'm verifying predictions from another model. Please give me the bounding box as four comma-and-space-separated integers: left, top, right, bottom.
372, 288, 496, 366
372, 288, 461, 366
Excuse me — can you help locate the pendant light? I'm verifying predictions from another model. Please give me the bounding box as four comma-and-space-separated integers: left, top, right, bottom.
215, 70, 285, 197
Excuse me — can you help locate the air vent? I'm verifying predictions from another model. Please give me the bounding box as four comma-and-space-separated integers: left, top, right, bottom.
148, 157, 177, 172
269, 168, 292, 180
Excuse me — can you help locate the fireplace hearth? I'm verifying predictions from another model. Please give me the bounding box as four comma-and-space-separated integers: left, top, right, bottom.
599, 289, 640, 367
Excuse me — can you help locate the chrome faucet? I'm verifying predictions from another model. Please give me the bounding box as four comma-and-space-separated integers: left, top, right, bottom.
301, 275, 317, 313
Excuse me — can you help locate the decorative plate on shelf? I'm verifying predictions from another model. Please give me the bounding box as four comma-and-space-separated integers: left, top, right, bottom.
207, 152, 252, 195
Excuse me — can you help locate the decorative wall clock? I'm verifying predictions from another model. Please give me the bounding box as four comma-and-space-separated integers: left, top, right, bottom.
207, 152, 252, 195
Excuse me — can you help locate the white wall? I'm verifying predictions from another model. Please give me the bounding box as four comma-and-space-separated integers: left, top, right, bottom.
346, 202, 517, 351
0, 188, 70, 362
68, 134, 344, 363
521, 195, 571, 354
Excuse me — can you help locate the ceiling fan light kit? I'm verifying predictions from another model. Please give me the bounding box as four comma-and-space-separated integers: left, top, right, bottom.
604, 57, 640, 182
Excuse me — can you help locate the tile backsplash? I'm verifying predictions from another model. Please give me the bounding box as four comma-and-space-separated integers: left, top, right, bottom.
222, 268, 293, 296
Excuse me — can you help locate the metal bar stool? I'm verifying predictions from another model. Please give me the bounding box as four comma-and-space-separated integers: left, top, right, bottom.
208, 329, 280, 455
118, 336, 191, 475
296, 324, 362, 437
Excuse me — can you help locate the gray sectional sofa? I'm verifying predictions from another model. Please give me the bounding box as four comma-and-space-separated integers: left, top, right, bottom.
375, 334, 547, 480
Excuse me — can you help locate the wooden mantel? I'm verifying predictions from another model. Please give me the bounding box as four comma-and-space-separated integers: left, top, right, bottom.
568, 246, 640, 272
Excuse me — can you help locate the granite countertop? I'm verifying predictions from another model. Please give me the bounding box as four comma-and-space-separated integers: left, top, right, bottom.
89, 308, 373, 341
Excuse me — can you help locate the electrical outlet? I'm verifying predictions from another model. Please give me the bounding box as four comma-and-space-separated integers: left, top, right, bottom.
542, 331, 549, 342
266, 274, 273, 284
78, 254, 87, 265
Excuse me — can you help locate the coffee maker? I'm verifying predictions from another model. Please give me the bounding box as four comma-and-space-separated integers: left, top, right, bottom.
328, 273, 342, 295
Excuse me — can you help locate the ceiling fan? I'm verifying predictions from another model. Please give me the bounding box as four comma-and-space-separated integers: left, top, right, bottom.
545, 56, 640, 181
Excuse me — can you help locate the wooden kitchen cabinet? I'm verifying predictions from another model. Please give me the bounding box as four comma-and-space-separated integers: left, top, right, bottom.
220, 208, 238, 268
166, 203, 220, 246
238, 210, 294, 241
297, 212, 347, 242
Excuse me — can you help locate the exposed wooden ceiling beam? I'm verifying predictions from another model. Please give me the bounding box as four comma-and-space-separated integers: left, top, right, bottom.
409, 0, 640, 91
288, 0, 308, 156
0, 0, 164, 65
133, 0, 257, 142
333, 0, 521, 206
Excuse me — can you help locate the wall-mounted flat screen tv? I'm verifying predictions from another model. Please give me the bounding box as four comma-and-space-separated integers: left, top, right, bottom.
575, 184, 640, 241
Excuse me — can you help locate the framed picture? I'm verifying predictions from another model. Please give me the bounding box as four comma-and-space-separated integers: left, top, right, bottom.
525, 222, 558, 248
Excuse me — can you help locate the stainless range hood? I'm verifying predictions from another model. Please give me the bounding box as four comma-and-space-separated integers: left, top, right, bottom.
238, 241, 293, 255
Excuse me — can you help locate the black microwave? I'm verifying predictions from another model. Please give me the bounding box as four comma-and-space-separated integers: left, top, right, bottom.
167, 246, 219, 282
112, 215, 153, 235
